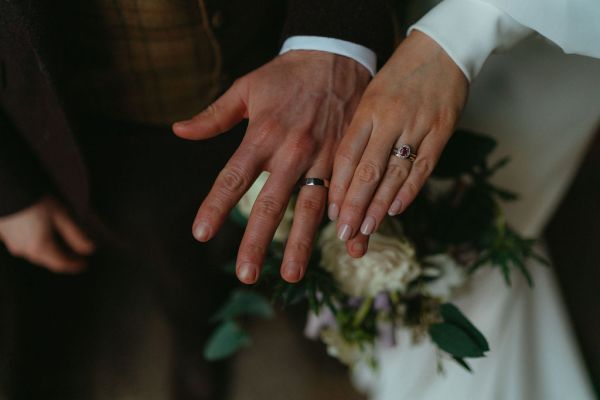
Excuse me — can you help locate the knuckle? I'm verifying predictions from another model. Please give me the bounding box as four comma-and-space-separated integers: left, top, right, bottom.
203, 203, 223, 219
386, 163, 409, 181
298, 197, 324, 214
330, 182, 347, 195
344, 198, 366, 217
368, 197, 388, 216
432, 108, 458, 132
203, 103, 218, 118
355, 160, 382, 184
288, 238, 312, 257
288, 134, 317, 155
250, 119, 282, 147
243, 242, 265, 258
335, 149, 355, 167
404, 180, 420, 198
217, 165, 249, 195
413, 157, 435, 178
255, 195, 285, 219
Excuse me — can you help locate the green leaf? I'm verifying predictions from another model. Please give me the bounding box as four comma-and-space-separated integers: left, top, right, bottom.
488, 156, 511, 175
204, 320, 251, 361
212, 290, 274, 322
513, 258, 533, 287
491, 186, 519, 201
429, 323, 486, 358
439, 303, 489, 352
452, 356, 472, 372
433, 130, 497, 178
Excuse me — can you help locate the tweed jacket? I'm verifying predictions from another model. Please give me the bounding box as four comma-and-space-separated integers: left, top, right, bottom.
0, 0, 394, 228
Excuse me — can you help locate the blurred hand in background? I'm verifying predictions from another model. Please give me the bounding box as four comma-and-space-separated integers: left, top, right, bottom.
0, 196, 95, 274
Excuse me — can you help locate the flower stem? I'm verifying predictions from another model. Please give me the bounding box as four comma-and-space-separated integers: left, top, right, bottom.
353, 297, 373, 327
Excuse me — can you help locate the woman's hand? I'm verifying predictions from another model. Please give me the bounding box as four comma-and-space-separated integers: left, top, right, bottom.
328, 31, 468, 251
0, 196, 95, 273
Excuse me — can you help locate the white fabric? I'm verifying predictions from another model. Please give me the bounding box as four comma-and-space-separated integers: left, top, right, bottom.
410, 0, 600, 81
482, 0, 600, 59
279, 36, 377, 76
355, 35, 600, 400
408, 0, 532, 81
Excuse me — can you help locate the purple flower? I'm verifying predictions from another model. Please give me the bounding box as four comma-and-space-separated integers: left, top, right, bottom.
377, 320, 396, 348
304, 307, 336, 339
374, 292, 391, 312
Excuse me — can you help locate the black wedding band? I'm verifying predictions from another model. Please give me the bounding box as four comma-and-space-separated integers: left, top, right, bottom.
299, 178, 330, 188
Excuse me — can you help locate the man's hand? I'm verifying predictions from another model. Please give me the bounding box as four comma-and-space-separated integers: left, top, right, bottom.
0, 196, 95, 273
173, 51, 370, 284
328, 31, 468, 254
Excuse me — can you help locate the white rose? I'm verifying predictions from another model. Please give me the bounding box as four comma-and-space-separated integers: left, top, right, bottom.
318, 219, 421, 297
421, 254, 466, 301
236, 171, 295, 242
321, 328, 373, 367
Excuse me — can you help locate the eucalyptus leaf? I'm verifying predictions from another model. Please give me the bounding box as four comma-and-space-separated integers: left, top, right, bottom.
204, 320, 251, 361
491, 185, 519, 201
439, 303, 489, 352
429, 323, 486, 358
452, 356, 472, 372
212, 289, 274, 322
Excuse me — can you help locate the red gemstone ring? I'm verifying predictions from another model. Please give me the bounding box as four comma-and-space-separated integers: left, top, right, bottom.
391, 144, 416, 162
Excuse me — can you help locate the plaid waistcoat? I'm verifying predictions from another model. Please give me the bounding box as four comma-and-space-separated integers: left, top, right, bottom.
63, 0, 221, 125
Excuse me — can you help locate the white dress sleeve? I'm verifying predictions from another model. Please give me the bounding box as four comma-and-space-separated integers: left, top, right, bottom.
408, 0, 532, 81
480, 0, 600, 59
410, 0, 600, 81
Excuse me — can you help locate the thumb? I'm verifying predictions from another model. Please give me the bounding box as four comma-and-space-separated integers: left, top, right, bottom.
173, 80, 247, 140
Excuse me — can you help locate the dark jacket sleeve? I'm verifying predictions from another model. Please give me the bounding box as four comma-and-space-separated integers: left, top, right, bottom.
281, 0, 396, 65
0, 108, 46, 217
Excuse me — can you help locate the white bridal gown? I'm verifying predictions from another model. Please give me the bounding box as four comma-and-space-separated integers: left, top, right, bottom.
354, 36, 600, 400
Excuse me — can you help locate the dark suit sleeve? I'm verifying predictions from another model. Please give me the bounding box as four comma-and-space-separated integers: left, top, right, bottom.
281, 0, 396, 64
0, 108, 46, 217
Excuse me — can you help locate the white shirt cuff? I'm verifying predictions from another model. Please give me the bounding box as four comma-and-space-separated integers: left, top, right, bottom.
280, 36, 377, 76
409, 0, 532, 81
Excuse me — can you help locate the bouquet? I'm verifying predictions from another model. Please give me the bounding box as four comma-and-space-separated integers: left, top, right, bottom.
203, 130, 545, 372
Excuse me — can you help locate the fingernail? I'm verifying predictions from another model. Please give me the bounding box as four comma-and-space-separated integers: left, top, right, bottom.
328, 203, 339, 221
338, 224, 352, 241
238, 263, 257, 284
360, 216, 376, 235
388, 199, 403, 216
283, 261, 302, 282
193, 222, 211, 242
351, 241, 365, 256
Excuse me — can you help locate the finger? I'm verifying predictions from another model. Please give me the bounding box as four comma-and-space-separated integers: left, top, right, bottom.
30, 238, 86, 274
172, 80, 247, 140
328, 117, 373, 221
361, 135, 425, 234
236, 171, 300, 284
336, 123, 399, 241
52, 206, 95, 255
280, 164, 329, 283
345, 233, 370, 258
192, 137, 268, 242
390, 131, 450, 215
